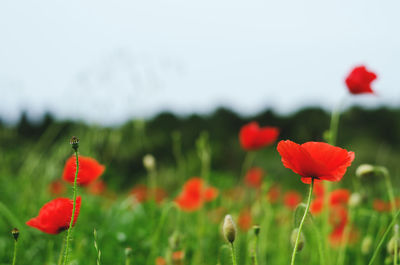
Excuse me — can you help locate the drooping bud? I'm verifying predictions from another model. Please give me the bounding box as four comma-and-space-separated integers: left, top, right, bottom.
143, 154, 156, 171
169, 231, 181, 250
125, 247, 132, 258
349, 193, 362, 208
253, 225, 260, 237
387, 237, 400, 255
223, 215, 237, 243
356, 164, 375, 178
361, 235, 373, 255
11, 228, 19, 242
290, 228, 305, 252
70, 136, 80, 152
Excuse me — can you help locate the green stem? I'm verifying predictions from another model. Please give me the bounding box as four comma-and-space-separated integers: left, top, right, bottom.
241, 152, 256, 181
368, 209, 400, 265
12, 240, 17, 265
63, 151, 79, 265
231, 242, 237, 265
394, 224, 399, 265
337, 207, 354, 265
290, 178, 314, 265
57, 236, 66, 265
254, 235, 259, 265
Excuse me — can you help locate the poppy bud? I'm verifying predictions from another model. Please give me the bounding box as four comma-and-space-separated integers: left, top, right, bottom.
223, 215, 237, 243
11, 228, 19, 241
361, 235, 373, 255
290, 228, 305, 252
70, 136, 80, 152
125, 247, 132, 256
253, 225, 260, 236
169, 231, 181, 250
349, 193, 362, 208
387, 237, 400, 255
143, 154, 156, 171
356, 164, 375, 178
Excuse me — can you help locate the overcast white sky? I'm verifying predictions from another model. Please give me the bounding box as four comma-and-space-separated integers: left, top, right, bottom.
1, 0, 399, 125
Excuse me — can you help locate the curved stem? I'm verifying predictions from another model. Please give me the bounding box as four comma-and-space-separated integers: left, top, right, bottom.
231, 242, 237, 265
368, 209, 400, 265
63, 151, 79, 265
12, 240, 17, 265
290, 178, 314, 265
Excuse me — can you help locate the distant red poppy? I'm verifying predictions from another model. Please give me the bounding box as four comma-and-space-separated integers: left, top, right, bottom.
204, 187, 219, 202
26, 196, 81, 234
172, 250, 185, 261
277, 141, 355, 184
266, 184, 281, 203
238, 209, 252, 231
245, 167, 264, 188
62, 156, 105, 186
130, 185, 167, 204
373, 199, 391, 212
329, 189, 350, 206
283, 191, 302, 210
156, 257, 167, 265
48, 180, 66, 196
329, 205, 358, 246
310, 197, 324, 215
87, 180, 107, 195
313, 182, 325, 197
239, 122, 279, 151
345, 65, 377, 95
175, 178, 218, 211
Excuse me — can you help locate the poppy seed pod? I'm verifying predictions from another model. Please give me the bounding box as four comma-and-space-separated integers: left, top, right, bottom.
223, 215, 237, 243
356, 164, 375, 179
290, 228, 305, 252
70, 136, 79, 151
253, 225, 260, 236
143, 154, 156, 171
361, 235, 373, 255
11, 228, 19, 241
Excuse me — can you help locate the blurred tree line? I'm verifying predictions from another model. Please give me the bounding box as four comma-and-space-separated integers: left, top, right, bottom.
1, 106, 399, 189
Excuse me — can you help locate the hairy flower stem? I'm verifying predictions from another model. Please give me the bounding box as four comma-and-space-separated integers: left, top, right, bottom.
230, 242, 237, 265
290, 178, 314, 265
12, 240, 17, 265
368, 209, 400, 265
253, 235, 259, 265
63, 149, 79, 265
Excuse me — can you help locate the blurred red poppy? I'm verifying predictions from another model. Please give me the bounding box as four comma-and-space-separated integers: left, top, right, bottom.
310, 197, 324, 215
373, 199, 391, 212
283, 191, 302, 210
156, 257, 167, 265
48, 180, 66, 196
329, 189, 350, 206
266, 184, 281, 203
175, 178, 218, 211
277, 141, 355, 184
62, 156, 105, 186
87, 180, 107, 195
239, 122, 279, 151
345, 65, 377, 95
313, 182, 325, 197
238, 209, 252, 231
204, 187, 219, 202
245, 167, 264, 188
130, 185, 167, 204
26, 196, 81, 234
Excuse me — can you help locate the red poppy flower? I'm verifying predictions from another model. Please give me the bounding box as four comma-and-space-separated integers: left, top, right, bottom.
26, 196, 81, 234
87, 180, 107, 195
283, 191, 302, 210
373, 199, 391, 212
130, 185, 167, 204
266, 184, 281, 203
172, 250, 185, 261
239, 122, 279, 151
345, 65, 377, 95
329, 189, 350, 206
277, 140, 355, 184
244, 167, 264, 188
48, 180, 66, 196
156, 257, 167, 265
204, 187, 219, 202
313, 182, 325, 197
175, 178, 217, 211
62, 156, 105, 186
175, 178, 204, 211
310, 197, 324, 215
238, 209, 252, 231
